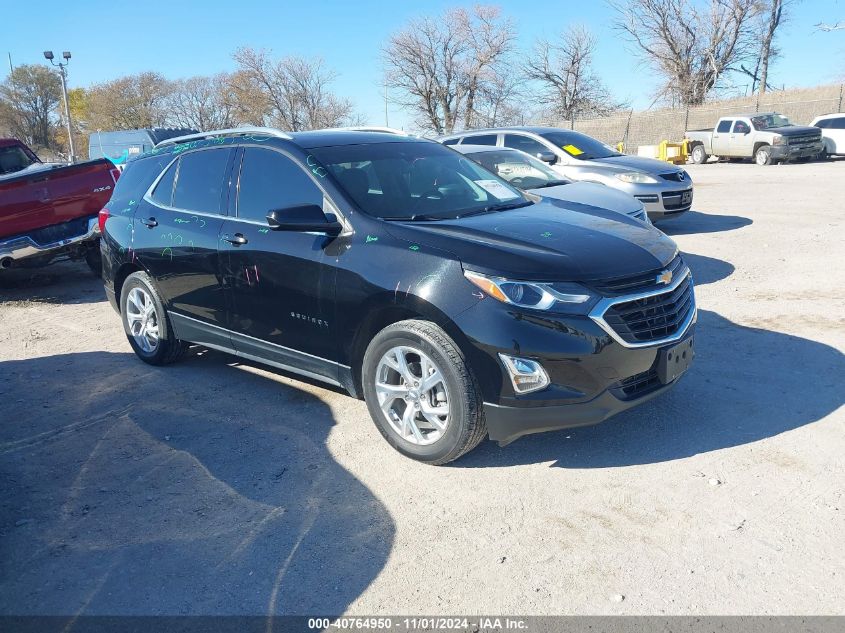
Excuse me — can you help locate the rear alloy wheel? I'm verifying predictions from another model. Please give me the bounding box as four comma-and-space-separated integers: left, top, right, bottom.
121, 271, 187, 365
690, 144, 708, 164
755, 144, 773, 166
362, 319, 486, 465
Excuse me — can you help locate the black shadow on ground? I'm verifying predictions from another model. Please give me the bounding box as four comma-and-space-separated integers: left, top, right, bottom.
455, 308, 844, 469
680, 252, 734, 286
0, 261, 104, 305
0, 350, 393, 616
659, 211, 752, 236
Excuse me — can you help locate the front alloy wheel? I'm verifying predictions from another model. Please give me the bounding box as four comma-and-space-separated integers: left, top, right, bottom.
375, 345, 450, 445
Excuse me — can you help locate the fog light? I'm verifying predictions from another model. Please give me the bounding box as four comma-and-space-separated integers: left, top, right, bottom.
498, 354, 550, 394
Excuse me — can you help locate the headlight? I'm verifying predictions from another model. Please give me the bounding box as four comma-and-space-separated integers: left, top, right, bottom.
616, 172, 660, 184
464, 270, 596, 313
773, 136, 787, 145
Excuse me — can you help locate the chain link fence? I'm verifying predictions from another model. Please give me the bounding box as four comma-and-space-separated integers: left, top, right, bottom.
554, 84, 845, 154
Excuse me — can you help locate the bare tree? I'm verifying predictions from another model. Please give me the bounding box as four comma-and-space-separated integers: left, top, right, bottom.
82, 72, 173, 130
814, 21, 845, 31
383, 5, 516, 134
233, 48, 354, 131
0, 64, 61, 150
167, 73, 239, 130
611, 0, 760, 106
738, 0, 792, 93
525, 25, 623, 121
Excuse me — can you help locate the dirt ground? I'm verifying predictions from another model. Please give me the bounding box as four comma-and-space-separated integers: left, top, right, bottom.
1, 160, 843, 616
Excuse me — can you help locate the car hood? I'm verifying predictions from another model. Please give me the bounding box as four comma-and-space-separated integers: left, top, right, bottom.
768, 125, 821, 137
528, 182, 643, 216
592, 154, 683, 176
383, 198, 677, 281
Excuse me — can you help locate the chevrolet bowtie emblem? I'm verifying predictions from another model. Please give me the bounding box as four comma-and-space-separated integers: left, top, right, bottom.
656, 269, 673, 285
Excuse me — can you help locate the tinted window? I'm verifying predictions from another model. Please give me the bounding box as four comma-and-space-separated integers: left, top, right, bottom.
716, 120, 733, 133
462, 134, 497, 146
0, 145, 36, 175
310, 141, 527, 220
442, 138, 459, 146
172, 148, 231, 213
733, 121, 750, 134
237, 148, 323, 222
112, 154, 171, 201
814, 119, 830, 129
151, 160, 177, 206
503, 134, 550, 157
538, 130, 621, 160
831, 117, 845, 130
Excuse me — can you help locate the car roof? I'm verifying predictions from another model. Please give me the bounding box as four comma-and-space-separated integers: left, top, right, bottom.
441, 126, 591, 139
289, 130, 430, 149
813, 113, 844, 120
452, 144, 515, 153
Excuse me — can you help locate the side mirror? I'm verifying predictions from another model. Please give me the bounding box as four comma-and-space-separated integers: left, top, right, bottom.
266, 204, 343, 236
536, 151, 557, 165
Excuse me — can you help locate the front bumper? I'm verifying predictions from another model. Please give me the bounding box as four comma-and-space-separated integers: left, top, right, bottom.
0, 216, 100, 266
612, 181, 693, 221
771, 141, 823, 161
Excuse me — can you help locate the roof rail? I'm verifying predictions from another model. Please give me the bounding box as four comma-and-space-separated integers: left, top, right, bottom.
153, 126, 293, 148
332, 126, 412, 136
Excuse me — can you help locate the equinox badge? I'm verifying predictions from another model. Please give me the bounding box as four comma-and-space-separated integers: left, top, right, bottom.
656, 269, 673, 285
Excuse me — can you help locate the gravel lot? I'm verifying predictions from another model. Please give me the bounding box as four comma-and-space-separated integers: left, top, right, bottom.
1, 160, 843, 616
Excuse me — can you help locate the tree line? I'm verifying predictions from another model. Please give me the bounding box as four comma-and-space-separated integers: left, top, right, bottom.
0, 0, 812, 159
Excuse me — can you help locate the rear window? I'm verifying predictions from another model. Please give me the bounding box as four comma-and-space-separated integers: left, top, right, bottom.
112, 154, 172, 201
171, 148, 232, 213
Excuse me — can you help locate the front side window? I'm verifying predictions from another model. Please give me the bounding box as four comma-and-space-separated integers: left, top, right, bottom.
733, 121, 750, 134
751, 114, 792, 130
466, 149, 569, 190
310, 141, 528, 220
538, 130, 621, 160
237, 148, 323, 222
716, 120, 733, 133
171, 148, 232, 213
503, 134, 551, 158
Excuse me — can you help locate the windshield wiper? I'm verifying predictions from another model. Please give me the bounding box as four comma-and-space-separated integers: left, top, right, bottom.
380, 213, 449, 221
458, 199, 533, 218
532, 180, 570, 189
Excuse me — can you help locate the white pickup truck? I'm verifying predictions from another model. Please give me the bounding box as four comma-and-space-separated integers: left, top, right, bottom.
685, 112, 823, 166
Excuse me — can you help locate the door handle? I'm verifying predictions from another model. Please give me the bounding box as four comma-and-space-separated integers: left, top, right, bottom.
140, 217, 158, 228
222, 233, 248, 246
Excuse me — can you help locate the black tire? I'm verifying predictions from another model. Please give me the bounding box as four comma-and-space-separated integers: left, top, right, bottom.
755, 144, 773, 166
120, 271, 187, 366
361, 319, 486, 465
84, 243, 102, 278
690, 144, 708, 164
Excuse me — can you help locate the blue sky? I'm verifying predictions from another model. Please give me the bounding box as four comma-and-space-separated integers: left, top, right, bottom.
2, 0, 843, 129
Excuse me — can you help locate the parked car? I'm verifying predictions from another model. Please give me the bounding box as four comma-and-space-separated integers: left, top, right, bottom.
685, 113, 823, 166
810, 113, 845, 158
439, 127, 692, 222
1, 138, 119, 273
89, 128, 197, 167
452, 144, 650, 224
101, 127, 696, 464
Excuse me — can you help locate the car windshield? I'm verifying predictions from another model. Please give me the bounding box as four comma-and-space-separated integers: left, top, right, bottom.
538, 131, 621, 160
464, 149, 570, 190
0, 145, 37, 175
310, 141, 530, 220
751, 114, 792, 130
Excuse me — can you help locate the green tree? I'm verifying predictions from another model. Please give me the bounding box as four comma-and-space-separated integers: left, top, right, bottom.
0, 64, 61, 150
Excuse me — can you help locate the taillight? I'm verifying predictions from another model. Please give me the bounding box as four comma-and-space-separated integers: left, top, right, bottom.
98, 208, 111, 233
109, 168, 121, 184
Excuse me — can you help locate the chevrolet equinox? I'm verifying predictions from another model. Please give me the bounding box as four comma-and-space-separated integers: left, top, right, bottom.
100, 127, 696, 464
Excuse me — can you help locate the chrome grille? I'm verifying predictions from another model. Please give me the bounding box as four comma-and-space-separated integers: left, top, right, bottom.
603, 275, 694, 344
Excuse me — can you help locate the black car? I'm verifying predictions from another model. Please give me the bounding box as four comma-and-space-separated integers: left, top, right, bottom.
100, 127, 696, 464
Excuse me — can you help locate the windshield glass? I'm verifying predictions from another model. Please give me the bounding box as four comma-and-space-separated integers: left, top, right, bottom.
0, 145, 38, 175
310, 141, 529, 220
751, 114, 792, 129
465, 149, 569, 190
538, 131, 621, 160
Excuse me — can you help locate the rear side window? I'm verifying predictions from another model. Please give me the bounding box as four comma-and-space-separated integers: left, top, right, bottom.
172, 148, 232, 213
463, 134, 497, 146
503, 134, 550, 157
716, 120, 733, 133
831, 117, 845, 130
442, 138, 459, 146
113, 154, 171, 201
236, 148, 323, 222
151, 160, 177, 206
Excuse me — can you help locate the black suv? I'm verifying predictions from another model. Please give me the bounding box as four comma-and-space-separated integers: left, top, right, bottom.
101, 127, 696, 464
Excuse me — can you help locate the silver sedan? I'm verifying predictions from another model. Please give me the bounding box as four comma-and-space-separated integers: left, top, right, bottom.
440, 126, 693, 222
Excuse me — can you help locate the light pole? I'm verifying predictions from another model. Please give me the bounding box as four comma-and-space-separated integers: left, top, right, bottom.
44, 50, 75, 163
